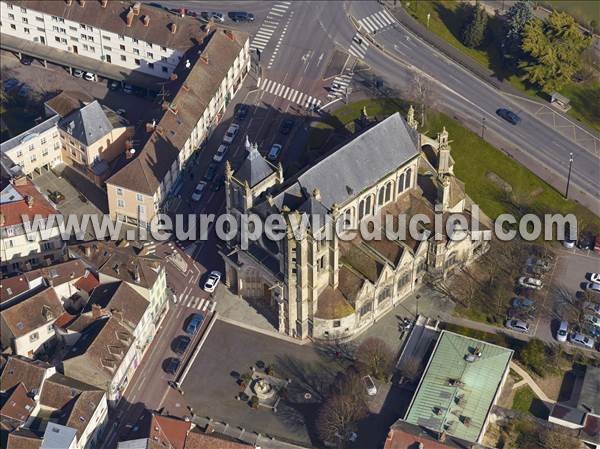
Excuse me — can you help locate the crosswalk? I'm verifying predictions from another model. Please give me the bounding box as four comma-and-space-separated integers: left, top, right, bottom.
357, 9, 396, 34
327, 72, 353, 100
178, 293, 217, 313
267, 9, 294, 69
250, 1, 291, 52
348, 34, 370, 60
259, 78, 322, 110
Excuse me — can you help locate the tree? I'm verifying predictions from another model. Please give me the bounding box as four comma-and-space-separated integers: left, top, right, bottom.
518, 338, 547, 377
517, 422, 583, 449
520, 12, 592, 92
356, 337, 394, 381
316, 394, 367, 448
410, 73, 434, 127
502, 0, 534, 57
462, 2, 488, 48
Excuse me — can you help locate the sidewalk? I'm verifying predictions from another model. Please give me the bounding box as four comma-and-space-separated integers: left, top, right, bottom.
510, 361, 554, 403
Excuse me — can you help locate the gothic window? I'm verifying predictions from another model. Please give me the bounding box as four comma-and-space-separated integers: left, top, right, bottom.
343, 207, 354, 230
385, 182, 393, 203
359, 301, 373, 317
398, 173, 405, 194
397, 272, 411, 290
377, 188, 386, 206
359, 196, 372, 220
404, 168, 412, 190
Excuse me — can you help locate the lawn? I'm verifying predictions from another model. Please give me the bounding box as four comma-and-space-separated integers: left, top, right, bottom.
404, 1, 600, 132
316, 98, 600, 230
541, 1, 600, 27
511, 385, 536, 414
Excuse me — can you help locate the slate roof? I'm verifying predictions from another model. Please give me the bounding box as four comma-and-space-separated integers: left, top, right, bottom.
0, 116, 60, 154
59, 100, 114, 146
106, 28, 248, 195
86, 281, 149, 326
234, 144, 278, 188
404, 330, 512, 443
578, 366, 600, 415
44, 90, 94, 118
289, 113, 419, 209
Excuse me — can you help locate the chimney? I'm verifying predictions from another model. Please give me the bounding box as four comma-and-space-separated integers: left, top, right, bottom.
133, 265, 141, 283
438, 431, 447, 443
112, 309, 124, 322
170, 23, 177, 34
143, 15, 150, 27
312, 188, 321, 201
132, 2, 141, 16
126, 148, 136, 159
146, 119, 156, 132
200, 54, 209, 64
169, 73, 178, 81
100, 0, 108, 8
65, 0, 72, 5
25, 195, 34, 208
78, 0, 85, 7
224, 29, 234, 41
126, 8, 134, 27
84, 245, 92, 257
91, 303, 103, 320
182, 84, 189, 91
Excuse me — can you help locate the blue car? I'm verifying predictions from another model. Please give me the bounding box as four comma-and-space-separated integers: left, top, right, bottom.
496, 108, 521, 125
185, 313, 205, 335
511, 297, 536, 310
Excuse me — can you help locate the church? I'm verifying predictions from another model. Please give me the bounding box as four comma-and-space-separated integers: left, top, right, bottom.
220, 108, 489, 340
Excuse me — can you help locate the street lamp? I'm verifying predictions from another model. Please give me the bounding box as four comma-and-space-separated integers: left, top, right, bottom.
565, 152, 574, 199
481, 117, 486, 139
427, 13, 431, 28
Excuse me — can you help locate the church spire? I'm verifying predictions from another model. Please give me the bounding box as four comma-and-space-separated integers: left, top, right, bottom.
407, 105, 418, 130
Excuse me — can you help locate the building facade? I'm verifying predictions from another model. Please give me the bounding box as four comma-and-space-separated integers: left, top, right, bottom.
105, 28, 250, 227
221, 110, 489, 341
0, 0, 204, 78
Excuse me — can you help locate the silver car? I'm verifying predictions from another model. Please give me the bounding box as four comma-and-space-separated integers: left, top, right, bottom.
505, 319, 529, 333
569, 333, 594, 349
556, 320, 568, 342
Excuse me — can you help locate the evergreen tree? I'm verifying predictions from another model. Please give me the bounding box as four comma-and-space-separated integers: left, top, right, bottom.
502, 0, 534, 56
520, 11, 591, 92
462, 2, 488, 48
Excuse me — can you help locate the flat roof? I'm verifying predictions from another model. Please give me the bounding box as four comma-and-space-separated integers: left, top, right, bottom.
404, 330, 513, 443
578, 366, 600, 415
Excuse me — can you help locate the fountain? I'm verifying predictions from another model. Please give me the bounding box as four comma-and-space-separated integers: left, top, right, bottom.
252, 377, 276, 401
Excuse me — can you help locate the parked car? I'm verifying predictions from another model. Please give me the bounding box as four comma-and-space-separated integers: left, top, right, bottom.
223, 124, 239, 144
279, 119, 295, 135
84, 72, 96, 81
236, 104, 249, 121
578, 234, 595, 250
563, 238, 576, 249
556, 320, 568, 342
590, 273, 600, 284
203, 271, 221, 293
115, 108, 127, 116
191, 181, 207, 201
20, 55, 33, 65
164, 357, 181, 374
569, 333, 595, 349
584, 301, 600, 315
363, 375, 377, 396
213, 144, 229, 162
511, 297, 536, 310
518, 277, 543, 290
204, 162, 218, 182
228, 11, 255, 22
3, 78, 20, 91
108, 80, 121, 91
185, 313, 205, 335
584, 314, 600, 328
200, 11, 224, 22
583, 282, 600, 294
496, 108, 521, 125
48, 190, 65, 204
505, 319, 529, 333
73, 69, 84, 78
173, 336, 191, 355
267, 144, 282, 161
123, 83, 134, 95
507, 307, 534, 321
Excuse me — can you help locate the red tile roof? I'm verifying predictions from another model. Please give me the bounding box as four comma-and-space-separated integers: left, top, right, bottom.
0, 275, 31, 305
383, 428, 457, 449
184, 432, 252, 449
0, 383, 35, 423
73, 270, 100, 294
149, 415, 192, 449
0, 180, 57, 228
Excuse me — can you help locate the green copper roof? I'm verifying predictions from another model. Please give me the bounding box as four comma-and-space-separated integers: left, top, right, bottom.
404, 330, 513, 443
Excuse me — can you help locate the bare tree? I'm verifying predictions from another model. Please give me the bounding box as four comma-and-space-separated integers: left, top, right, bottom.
356, 337, 394, 381
410, 72, 435, 127
317, 394, 367, 448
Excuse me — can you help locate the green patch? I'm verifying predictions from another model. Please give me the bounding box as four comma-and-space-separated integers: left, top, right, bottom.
405, 1, 599, 132
511, 385, 536, 413
509, 368, 523, 383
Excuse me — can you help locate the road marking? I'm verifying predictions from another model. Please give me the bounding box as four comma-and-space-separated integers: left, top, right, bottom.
258, 78, 321, 109
358, 10, 396, 34
348, 34, 370, 60
327, 72, 353, 99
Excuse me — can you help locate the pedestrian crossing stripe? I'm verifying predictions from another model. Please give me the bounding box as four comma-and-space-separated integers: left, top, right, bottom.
358, 9, 395, 34
250, 1, 291, 50
259, 78, 322, 109
327, 73, 353, 99
348, 33, 370, 60
179, 295, 217, 312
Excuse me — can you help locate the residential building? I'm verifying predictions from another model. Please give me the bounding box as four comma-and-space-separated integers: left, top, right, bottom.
117, 414, 253, 449
0, 287, 63, 357
401, 331, 513, 444
58, 100, 133, 180
0, 0, 208, 78
221, 110, 489, 340
106, 28, 250, 227
549, 365, 600, 448
0, 171, 66, 275
0, 356, 108, 449
0, 115, 63, 176
383, 420, 488, 449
